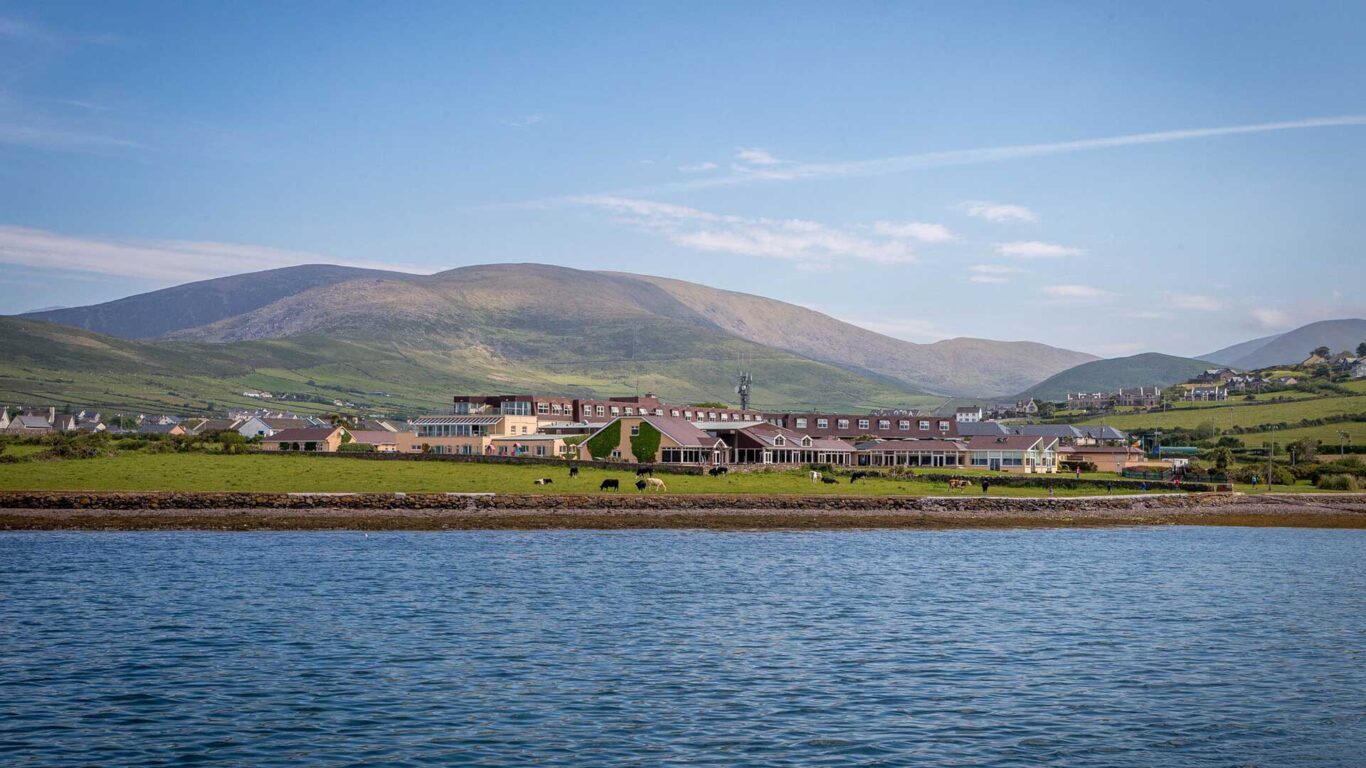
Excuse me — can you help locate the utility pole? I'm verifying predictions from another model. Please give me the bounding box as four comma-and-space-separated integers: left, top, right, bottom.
1341, 431, 1350, 458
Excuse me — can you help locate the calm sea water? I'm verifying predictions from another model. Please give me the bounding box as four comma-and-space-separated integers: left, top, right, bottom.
1, 528, 1363, 767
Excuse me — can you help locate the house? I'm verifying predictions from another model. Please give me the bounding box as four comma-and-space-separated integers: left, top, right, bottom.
182, 418, 243, 436
1016, 399, 1040, 415
138, 422, 186, 436
488, 434, 569, 458
709, 422, 855, 465
962, 435, 1059, 473
452, 393, 767, 428
1075, 425, 1130, 446
345, 430, 410, 453
1067, 392, 1110, 411
954, 405, 984, 422
1058, 445, 1146, 473
236, 416, 317, 439
1182, 384, 1228, 401
401, 411, 540, 455
4, 414, 53, 435
577, 414, 727, 465
0, 408, 8, 431
1114, 387, 1162, 408
260, 427, 348, 453
856, 439, 967, 468
1353, 361, 1366, 379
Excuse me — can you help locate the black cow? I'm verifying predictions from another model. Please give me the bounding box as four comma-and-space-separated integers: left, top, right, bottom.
708, 466, 729, 477
821, 476, 838, 484
635, 466, 654, 477
600, 479, 620, 491
849, 471, 869, 483
568, 465, 579, 478
635, 479, 648, 492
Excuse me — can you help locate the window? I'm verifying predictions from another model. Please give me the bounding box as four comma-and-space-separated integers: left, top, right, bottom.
610, 406, 621, 416
817, 418, 828, 429
796, 418, 808, 429
858, 419, 870, 430
500, 400, 531, 415
708, 412, 717, 420
596, 405, 605, 417
899, 420, 910, 430
878, 419, 890, 430
624, 407, 635, 415
630, 424, 640, 436
671, 409, 680, 417
537, 402, 549, 414
919, 420, 930, 430
654, 408, 664, 416
938, 421, 950, 431
720, 413, 730, 421
551, 403, 562, 415
837, 419, 849, 429
774, 435, 785, 446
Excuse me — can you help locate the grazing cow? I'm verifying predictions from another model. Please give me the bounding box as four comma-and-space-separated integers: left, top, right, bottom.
646, 477, 666, 491
810, 471, 822, 483
533, 478, 553, 485
820, 476, 838, 484
568, 466, 579, 478
708, 466, 729, 477
849, 471, 869, 484
599, 479, 620, 491
635, 479, 648, 492
948, 478, 969, 491
636, 466, 655, 478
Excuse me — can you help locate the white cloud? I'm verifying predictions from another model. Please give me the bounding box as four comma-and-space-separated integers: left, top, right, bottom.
0, 225, 434, 284
872, 221, 956, 243
574, 195, 916, 268
1164, 292, 1223, 311
1041, 284, 1116, 303
677, 161, 719, 173
996, 241, 1084, 258
1249, 307, 1293, 330
734, 147, 781, 166
958, 201, 1038, 223
968, 264, 1025, 285
506, 113, 545, 128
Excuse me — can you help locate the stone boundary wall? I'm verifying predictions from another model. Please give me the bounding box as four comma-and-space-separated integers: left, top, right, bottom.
5, 490, 1359, 512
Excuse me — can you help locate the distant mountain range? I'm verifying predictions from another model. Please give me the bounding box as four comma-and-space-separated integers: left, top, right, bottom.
18, 263, 1096, 399
1014, 353, 1216, 401
9, 263, 1364, 413
1199, 319, 1366, 369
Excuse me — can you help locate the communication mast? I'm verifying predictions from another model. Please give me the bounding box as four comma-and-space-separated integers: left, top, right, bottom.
735, 371, 753, 411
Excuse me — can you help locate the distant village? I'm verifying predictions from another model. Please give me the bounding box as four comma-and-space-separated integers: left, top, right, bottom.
5, 347, 1361, 477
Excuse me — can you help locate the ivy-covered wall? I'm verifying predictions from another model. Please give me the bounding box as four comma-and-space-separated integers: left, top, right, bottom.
585, 420, 622, 460
630, 421, 662, 464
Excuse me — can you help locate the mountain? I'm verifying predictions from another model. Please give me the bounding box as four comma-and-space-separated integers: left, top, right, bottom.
1015, 352, 1217, 401
10, 262, 1098, 407
609, 273, 1097, 397
1200, 319, 1366, 370
1200, 332, 1282, 367
21, 264, 402, 340
0, 312, 939, 416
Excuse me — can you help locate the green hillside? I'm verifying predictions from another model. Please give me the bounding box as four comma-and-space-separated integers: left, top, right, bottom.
0, 316, 938, 417
1016, 352, 1215, 401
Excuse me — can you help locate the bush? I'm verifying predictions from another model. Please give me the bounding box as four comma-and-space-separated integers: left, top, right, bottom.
585, 420, 621, 461
338, 442, 376, 453
630, 422, 661, 463
1316, 474, 1360, 491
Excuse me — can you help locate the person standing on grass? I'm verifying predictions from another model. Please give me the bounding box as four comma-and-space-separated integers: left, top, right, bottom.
1075, 467, 1081, 480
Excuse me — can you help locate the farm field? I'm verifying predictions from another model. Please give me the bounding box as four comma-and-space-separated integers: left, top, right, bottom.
0, 453, 1178, 497
1078, 394, 1366, 431
1239, 422, 1366, 448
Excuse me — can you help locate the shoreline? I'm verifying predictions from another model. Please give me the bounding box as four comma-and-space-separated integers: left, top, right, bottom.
1, 492, 1363, 530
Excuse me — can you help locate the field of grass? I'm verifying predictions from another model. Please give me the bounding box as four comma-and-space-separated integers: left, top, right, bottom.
0, 453, 1185, 497
1238, 422, 1366, 448
1078, 394, 1366, 432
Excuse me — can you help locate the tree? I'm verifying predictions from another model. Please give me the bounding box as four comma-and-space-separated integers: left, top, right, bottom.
1287, 438, 1318, 462
1357, 341, 1366, 357
1312, 345, 1331, 358
1210, 446, 1234, 472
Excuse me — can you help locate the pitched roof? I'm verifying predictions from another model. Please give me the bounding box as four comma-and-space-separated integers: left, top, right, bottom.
12, 415, 52, 429
955, 421, 1011, 437
639, 414, 723, 448
1010, 424, 1084, 439
138, 422, 181, 434
857, 439, 965, 452
1077, 425, 1128, 441
264, 427, 341, 442
963, 435, 1054, 451
1059, 445, 1145, 454
346, 430, 401, 445
410, 415, 504, 426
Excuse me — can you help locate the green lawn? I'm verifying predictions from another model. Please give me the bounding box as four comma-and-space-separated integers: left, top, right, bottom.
1238, 422, 1366, 448
0, 453, 1180, 497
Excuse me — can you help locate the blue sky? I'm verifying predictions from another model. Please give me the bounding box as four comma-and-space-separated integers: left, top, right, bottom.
1, 1, 1363, 357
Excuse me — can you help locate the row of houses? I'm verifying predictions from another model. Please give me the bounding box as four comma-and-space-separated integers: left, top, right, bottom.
1066, 386, 1163, 412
